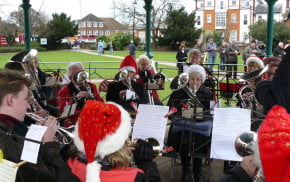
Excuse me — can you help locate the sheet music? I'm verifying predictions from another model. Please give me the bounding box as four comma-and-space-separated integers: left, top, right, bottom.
0, 159, 19, 182
60, 103, 77, 118
126, 90, 136, 100
21, 124, 47, 164
132, 104, 169, 150
210, 108, 251, 161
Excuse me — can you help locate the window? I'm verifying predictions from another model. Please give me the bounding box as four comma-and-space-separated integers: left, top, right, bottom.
87, 30, 91, 35
216, 12, 226, 27
87, 21, 92, 27
229, 30, 237, 42
258, 16, 262, 21
246, 1, 250, 7
93, 22, 98, 27
207, 14, 212, 23
99, 31, 104, 35
220, 1, 225, 9
197, 16, 201, 25
79, 22, 84, 28
231, 0, 237, 6
207, 0, 212, 7
94, 30, 99, 35
105, 30, 110, 36
99, 22, 104, 27
81, 31, 86, 36
243, 32, 248, 41
231, 14, 236, 23
243, 15, 248, 25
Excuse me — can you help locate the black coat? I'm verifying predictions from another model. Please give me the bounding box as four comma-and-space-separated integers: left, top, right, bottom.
106, 80, 148, 112
167, 85, 213, 117
218, 165, 252, 182
255, 47, 290, 114
0, 114, 80, 182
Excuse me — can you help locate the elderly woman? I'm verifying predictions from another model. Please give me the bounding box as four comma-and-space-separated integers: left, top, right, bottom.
167, 65, 213, 182
136, 55, 161, 102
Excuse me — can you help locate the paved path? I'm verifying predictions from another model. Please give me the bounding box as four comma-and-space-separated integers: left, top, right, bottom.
76, 49, 176, 67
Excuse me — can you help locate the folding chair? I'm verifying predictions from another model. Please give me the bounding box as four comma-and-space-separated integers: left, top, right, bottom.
98, 78, 115, 98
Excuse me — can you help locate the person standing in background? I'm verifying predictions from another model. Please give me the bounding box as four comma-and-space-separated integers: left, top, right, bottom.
97, 40, 103, 55
129, 40, 136, 59
176, 43, 188, 74
218, 41, 228, 71
227, 41, 240, 79
273, 42, 285, 58
206, 38, 217, 71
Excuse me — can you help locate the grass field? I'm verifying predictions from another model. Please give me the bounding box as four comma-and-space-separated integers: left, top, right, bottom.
0, 50, 245, 105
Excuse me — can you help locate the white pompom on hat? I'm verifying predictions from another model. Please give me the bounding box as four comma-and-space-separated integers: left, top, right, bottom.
186, 64, 206, 83
246, 56, 264, 69
73, 100, 131, 182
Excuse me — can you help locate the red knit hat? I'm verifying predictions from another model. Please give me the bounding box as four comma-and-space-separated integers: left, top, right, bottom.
120, 55, 137, 73
258, 105, 290, 182
73, 100, 131, 182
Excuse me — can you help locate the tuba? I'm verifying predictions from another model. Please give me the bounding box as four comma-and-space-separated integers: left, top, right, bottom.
73, 70, 95, 100
10, 49, 42, 112
235, 131, 265, 182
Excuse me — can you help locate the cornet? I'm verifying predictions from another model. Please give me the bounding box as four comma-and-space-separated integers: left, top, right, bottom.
25, 112, 74, 146
73, 70, 95, 100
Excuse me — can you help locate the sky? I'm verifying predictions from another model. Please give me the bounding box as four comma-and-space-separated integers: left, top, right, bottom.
0, 0, 195, 21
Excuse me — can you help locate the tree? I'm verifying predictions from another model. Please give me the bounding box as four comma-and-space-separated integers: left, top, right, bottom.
205, 31, 224, 46
249, 20, 290, 48
111, 33, 132, 50
7, 8, 48, 40
0, 21, 17, 46
115, 0, 179, 48
161, 7, 202, 48
46, 13, 78, 49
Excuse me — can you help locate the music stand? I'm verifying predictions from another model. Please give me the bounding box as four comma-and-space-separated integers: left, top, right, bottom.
167, 97, 213, 181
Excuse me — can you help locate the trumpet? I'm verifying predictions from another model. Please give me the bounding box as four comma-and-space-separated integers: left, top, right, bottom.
235, 131, 264, 182
25, 112, 74, 146
128, 137, 161, 158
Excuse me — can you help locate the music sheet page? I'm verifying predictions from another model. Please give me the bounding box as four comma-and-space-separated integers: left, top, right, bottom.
21, 124, 47, 164
210, 108, 251, 161
0, 159, 19, 182
132, 104, 169, 150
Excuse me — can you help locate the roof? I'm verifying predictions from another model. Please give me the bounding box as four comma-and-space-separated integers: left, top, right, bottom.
255, 3, 282, 14
99, 17, 127, 30
79, 13, 103, 22
78, 13, 127, 30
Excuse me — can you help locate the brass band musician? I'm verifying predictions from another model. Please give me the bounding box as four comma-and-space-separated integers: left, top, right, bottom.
57, 62, 103, 126
167, 65, 213, 182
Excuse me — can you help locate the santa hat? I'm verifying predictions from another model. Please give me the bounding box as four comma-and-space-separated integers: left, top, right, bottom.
186, 64, 206, 83
246, 56, 264, 69
73, 100, 131, 182
257, 105, 290, 182
120, 55, 137, 73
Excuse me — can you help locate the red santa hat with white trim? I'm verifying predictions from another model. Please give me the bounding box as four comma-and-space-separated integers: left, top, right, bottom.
246, 56, 264, 69
120, 55, 138, 73
73, 100, 131, 182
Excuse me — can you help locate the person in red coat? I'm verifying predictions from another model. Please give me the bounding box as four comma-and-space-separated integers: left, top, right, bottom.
57, 62, 103, 126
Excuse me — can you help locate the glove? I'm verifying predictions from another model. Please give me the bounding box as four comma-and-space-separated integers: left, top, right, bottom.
133, 139, 154, 166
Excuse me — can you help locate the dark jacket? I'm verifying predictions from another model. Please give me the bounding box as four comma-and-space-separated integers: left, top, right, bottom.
176, 50, 188, 63
0, 114, 80, 182
106, 80, 148, 112
218, 165, 252, 182
255, 47, 290, 114
273, 46, 285, 58
167, 85, 213, 117
227, 44, 239, 63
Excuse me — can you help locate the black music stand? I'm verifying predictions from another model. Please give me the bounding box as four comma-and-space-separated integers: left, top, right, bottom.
166, 98, 213, 182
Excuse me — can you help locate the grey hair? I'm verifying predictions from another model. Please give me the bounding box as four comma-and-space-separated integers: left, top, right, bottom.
66, 62, 84, 77
137, 55, 151, 66
188, 49, 202, 58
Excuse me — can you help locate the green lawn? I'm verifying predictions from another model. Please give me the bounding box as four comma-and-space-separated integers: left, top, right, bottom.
0, 50, 245, 106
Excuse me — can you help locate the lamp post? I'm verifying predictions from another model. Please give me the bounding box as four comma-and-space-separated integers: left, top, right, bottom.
21, 0, 31, 50
144, 0, 153, 59
132, 0, 137, 42
265, 0, 277, 57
